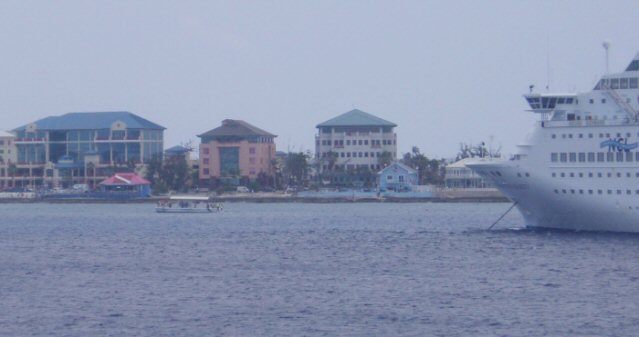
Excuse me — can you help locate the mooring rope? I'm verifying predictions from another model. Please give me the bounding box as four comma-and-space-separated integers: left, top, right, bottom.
488, 201, 518, 230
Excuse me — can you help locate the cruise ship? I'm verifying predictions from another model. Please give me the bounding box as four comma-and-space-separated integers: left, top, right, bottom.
468, 51, 639, 232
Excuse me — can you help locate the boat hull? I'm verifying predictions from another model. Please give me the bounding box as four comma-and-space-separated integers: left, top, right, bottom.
155, 207, 214, 213
468, 160, 639, 233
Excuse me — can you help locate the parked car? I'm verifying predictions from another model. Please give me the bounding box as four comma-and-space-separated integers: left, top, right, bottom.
236, 186, 250, 193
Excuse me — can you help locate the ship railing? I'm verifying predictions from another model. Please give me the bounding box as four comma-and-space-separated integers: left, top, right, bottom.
541, 119, 635, 128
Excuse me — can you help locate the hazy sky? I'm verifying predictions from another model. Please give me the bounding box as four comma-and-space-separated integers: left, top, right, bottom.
1, 0, 638, 159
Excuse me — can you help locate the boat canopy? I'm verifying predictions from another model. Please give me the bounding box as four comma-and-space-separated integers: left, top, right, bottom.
166, 195, 210, 201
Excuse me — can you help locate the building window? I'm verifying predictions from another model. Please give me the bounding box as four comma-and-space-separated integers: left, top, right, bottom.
249, 147, 256, 154
386, 175, 393, 181
203, 168, 209, 175
203, 158, 209, 165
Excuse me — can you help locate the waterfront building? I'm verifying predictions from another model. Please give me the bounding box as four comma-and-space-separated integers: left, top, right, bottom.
197, 119, 276, 187
378, 161, 418, 191
98, 172, 152, 197
315, 109, 397, 186
164, 145, 192, 161
12, 111, 165, 189
0, 130, 17, 189
445, 158, 494, 188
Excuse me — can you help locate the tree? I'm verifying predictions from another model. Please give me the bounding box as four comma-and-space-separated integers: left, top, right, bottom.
378, 151, 394, 168
284, 152, 309, 186
456, 142, 501, 161
402, 146, 445, 186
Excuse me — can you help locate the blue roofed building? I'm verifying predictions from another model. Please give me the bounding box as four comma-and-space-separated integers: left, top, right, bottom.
12, 111, 165, 189
378, 162, 418, 192
315, 109, 397, 187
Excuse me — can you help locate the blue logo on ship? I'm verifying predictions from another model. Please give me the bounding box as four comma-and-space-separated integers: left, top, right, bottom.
600, 138, 639, 152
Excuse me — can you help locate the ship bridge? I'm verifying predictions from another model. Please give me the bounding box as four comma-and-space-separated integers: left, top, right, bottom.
524, 93, 577, 113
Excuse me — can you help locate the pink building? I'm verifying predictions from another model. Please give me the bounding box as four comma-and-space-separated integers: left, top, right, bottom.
197, 120, 276, 186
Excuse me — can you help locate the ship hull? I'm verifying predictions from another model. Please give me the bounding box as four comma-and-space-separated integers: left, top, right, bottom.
468, 159, 639, 232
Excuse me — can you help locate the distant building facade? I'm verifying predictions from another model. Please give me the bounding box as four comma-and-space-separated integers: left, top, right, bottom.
445, 158, 494, 188
198, 119, 276, 186
0, 130, 17, 189
378, 162, 418, 191
315, 109, 397, 186
11, 111, 165, 189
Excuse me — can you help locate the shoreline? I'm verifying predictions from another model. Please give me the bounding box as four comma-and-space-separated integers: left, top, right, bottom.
0, 195, 509, 204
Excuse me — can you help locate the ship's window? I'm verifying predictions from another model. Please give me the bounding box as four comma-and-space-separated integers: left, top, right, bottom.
579, 190, 583, 194
617, 190, 622, 195
568, 134, 573, 138
552, 134, 556, 139
636, 152, 639, 161
569, 153, 576, 162
562, 189, 567, 194
608, 190, 612, 194
627, 133, 631, 137
636, 190, 639, 194
570, 189, 575, 194
578, 153, 586, 162
551, 153, 558, 162
627, 173, 632, 177
552, 172, 556, 177
589, 172, 593, 178
627, 153, 633, 162
598, 190, 603, 194
566, 98, 574, 104
608, 173, 612, 178
630, 78, 638, 89
578, 134, 583, 138
589, 134, 593, 138
579, 172, 583, 177
616, 152, 624, 162
636, 172, 639, 177
611, 78, 619, 89
588, 190, 593, 195
562, 134, 566, 139
598, 172, 603, 178
525, 173, 530, 177
588, 152, 595, 162
554, 189, 559, 194
517, 173, 522, 177
606, 133, 611, 138
561, 173, 565, 177
607, 152, 614, 162
602, 99, 607, 104
597, 152, 605, 162
570, 173, 575, 178
621, 78, 629, 89
560, 153, 567, 162
589, 99, 594, 104
557, 98, 565, 104
617, 133, 622, 137
617, 172, 622, 178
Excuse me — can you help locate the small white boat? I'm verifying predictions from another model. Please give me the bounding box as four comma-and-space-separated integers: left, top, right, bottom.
155, 196, 223, 213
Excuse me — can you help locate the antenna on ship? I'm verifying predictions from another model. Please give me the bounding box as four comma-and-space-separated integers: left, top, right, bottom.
603, 41, 611, 75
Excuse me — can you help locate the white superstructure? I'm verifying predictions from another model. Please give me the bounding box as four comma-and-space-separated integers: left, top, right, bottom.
468, 51, 639, 232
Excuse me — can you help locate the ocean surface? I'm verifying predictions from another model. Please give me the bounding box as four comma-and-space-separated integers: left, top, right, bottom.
1, 202, 639, 337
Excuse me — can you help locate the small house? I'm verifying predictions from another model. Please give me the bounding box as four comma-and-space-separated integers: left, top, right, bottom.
378, 162, 418, 192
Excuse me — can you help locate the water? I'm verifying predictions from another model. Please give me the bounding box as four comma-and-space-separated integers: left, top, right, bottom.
1, 202, 639, 336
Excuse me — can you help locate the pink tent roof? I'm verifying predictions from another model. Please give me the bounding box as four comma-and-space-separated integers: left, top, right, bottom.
99, 172, 151, 186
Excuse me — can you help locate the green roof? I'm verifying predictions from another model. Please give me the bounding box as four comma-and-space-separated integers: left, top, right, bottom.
14, 111, 165, 131
316, 109, 396, 128
197, 119, 276, 138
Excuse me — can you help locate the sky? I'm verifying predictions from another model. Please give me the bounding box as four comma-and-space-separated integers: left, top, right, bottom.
1, 0, 638, 160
